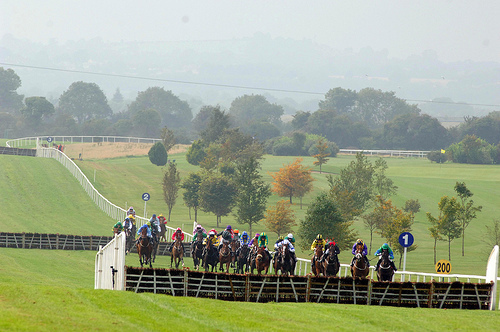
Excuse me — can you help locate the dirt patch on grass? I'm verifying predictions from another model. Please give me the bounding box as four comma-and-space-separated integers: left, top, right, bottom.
63, 142, 189, 160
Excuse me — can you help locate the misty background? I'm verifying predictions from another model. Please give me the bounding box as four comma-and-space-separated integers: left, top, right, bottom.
1, 1, 499, 121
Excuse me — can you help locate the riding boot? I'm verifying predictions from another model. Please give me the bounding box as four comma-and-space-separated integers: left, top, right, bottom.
365, 256, 370, 267
350, 257, 355, 267
375, 261, 380, 271
391, 261, 397, 271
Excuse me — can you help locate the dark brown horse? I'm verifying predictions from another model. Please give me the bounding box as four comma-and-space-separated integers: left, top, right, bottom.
276, 245, 294, 276
311, 245, 324, 276
158, 218, 167, 242
322, 248, 340, 277
203, 239, 218, 272
351, 243, 369, 279
236, 244, 250, 274
377, 249, 395, 281
255, 246, 270, 275
230, 238, 240, 269
136, 227, 152, 268
219, 241, 232, 272
248, 242, 259, 273
191, 236, 204, 270
124, 228, 135, 255
170, 236, 184, 268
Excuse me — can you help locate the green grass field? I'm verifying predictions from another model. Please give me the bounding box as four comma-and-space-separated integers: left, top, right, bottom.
2, 148, 500, 330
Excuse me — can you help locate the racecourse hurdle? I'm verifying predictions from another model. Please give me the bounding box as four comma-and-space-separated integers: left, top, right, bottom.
124, 266, 493, 309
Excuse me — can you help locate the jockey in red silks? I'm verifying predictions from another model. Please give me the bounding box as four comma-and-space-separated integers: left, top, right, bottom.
169, 228, 184, 252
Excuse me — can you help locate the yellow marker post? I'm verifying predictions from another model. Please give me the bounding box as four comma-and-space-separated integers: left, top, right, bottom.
435, 259, 452, 274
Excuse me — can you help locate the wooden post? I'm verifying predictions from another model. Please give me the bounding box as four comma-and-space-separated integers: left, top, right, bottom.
184, 269, 188, 297
22, 233, 25, 249
306, 275, 311, 302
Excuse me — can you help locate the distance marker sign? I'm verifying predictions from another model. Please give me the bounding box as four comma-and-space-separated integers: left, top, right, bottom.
435, 259, 452, 274
398, 232, 414, 248
142, 193, 150, 201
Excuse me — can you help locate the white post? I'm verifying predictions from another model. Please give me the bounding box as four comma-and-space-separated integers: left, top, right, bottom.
485, 245, 499, 310
144, 200, 147, 219
402, 247, 408, 282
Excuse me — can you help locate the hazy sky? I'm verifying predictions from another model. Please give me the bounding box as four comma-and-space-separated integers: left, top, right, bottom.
2, 0, 499, 63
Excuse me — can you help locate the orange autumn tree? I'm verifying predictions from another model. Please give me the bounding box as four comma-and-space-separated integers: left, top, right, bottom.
264, 200, 296, 237
270, 158, 314, 204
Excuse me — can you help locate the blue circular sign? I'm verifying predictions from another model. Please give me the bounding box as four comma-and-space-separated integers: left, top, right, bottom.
399, 232, 414, 247
142, 193, 150, 201
46, 136, 53, 143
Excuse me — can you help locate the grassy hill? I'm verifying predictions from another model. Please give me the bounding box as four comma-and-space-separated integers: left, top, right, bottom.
2, 145, 500, 330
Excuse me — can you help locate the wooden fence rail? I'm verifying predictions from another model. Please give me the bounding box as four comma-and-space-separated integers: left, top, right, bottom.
0, 232, 190, 256
124, 267, 493, 309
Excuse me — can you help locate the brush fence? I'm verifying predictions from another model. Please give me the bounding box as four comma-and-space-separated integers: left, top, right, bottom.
125, 267, 492, 309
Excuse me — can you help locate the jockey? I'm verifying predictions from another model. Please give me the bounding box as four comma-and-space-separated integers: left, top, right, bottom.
273, 235, 285, 259
285, 233, 296, 246
193, 224, 207, 236
136, 223, 152, 245
239, 231, 250, 246
112, 221, 123, 234
258, 232, 272, 261
319, 239, 340, 263
127, 206, 136, 218
128, 214, 136, 225
169, 228, 184, 252
158, 214, 166, 226
233, 229, 240, 240
123, 217, 133, 231
248, 233, 260, 247
277, 238, 297, 263
149, 214, 160, 239
192, 227, 207, 243
203, 231, 219, 246
350, 238, 370, 268
310, 234, 327, 251
374, 243, 397, 272
217, 226, 234, 251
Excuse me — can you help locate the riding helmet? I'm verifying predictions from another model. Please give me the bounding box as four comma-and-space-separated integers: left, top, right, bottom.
382, 243, 389, 250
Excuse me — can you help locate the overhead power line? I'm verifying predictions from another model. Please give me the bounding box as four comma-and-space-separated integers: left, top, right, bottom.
1, 62, 498, 108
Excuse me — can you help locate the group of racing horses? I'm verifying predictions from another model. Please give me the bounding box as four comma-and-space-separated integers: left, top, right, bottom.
120, 226, 394, 281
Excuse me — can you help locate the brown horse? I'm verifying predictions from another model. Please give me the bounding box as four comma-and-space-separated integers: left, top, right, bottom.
230, 239, 240, 269
322, 248, 340, 277
377, 249, 395, 281
275, 245, 294, 276
136, 227, 152, 268
158, 218, 167, 242
191, 236, 204, 270
255, 246, 270, 275
219, 241, 232, 272
311, 245, 324, 276
236, 244, 250, 274
170, 237, 184, 269
351, 243, 369, 279
203, 239, 218, 272
248, 242, 259, 273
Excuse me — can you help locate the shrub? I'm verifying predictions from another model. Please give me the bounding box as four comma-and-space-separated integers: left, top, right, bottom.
148, 142, 168, 166
427, 151, 448, 163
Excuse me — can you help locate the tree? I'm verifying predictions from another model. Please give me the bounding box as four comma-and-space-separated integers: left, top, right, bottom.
264, 200, 296, 238
128, 87, 192, 129
427, 214, 444, 265
454, 182, 482, 256
271, 158, 314, 204
328, 153, 397, 218
0, 67, 24, 113
186, 140, 207, 166
448, 135, 495, 164
229, 94, 284, 127
133, 108, 161, 138
200, 106, 231, 143
192, 105, 216, 134
298, 193, 356, 250
112, 88, 124, 103
181, 172, 202, 222
162, 162, 181, 221
58, 81, 112, 124
20, 97, 55, 132
319, 87, 357, 115
312, 138, 330, 173
483, 220, 500, 249
161, 127, 176, 152
199, 173, 238, 227
362, 196, 395, 255
234, 157, 271, 236
291, 111, 310, 131
148, 142, 168, 166
428, 196, 461, 261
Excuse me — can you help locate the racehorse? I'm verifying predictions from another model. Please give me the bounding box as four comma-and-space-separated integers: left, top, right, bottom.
159, 221, 167, 242
351, 242, 369, 279
322, 247, 340, 277
136, 227, 152, 268
230, 239, 240, 269
191, 237, 204, 270
203, 240, 218, 272
248, 243, 259, 273
255, 246, 270, 275
311, 245, 324, 276
236, 244, 250, 274
377, 249, 395, 281
151, 232, 159, 263
219, 241, 232, 273
124, 228, 134, 254
277, 245, 294, 276
170, 236, 184, 269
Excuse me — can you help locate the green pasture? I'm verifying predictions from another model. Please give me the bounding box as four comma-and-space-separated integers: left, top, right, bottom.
2, 150, 500, 330
1, 249, 499, 332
